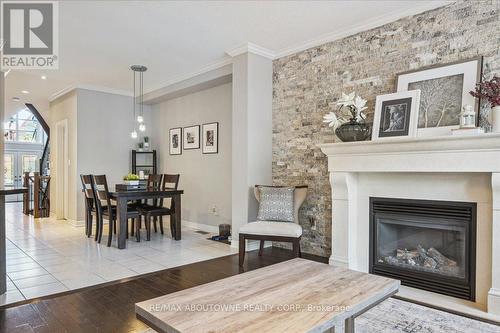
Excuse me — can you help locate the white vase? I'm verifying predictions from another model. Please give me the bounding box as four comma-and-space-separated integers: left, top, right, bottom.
492, 106, 500, 133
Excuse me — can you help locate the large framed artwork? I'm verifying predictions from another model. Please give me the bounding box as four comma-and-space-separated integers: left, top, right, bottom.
183, 125, 200, 150
372, 90, 421, 140
396, 57, 482, 137
202, 122, 219, 154
169, 128, 182, 155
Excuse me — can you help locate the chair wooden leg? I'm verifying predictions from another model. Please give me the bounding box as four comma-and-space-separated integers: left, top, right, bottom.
239, 234, 246, 267
292, 239, 300, 258
85, 209, 89, 236
97, 214, 104, 243
107, 218, 114, 247
88, 211, 93, 238
136, 218, 141, 242
170, 216, 175, 238
146, 215, 152, 241
113, 218, 117, 234
259, 240, 264, 256
298, 242, 302, 258
131, 218, 135, 236
159, 216, 164, 235
153, 216, 157, 233
126, 219, 129, 239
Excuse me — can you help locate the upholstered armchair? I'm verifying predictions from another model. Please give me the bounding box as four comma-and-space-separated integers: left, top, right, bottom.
238, 185, 308, 266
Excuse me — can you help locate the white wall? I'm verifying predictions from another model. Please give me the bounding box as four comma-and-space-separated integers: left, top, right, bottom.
150, 83, 232, 229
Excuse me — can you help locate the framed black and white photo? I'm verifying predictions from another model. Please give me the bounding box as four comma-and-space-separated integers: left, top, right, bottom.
202, 122, 218, 154
183, 125, 200, 150
396, 57, 482, 136
169, 128, 182, 155
372, 90, 421, 140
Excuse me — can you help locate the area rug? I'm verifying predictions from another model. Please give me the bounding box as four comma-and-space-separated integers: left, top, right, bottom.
356, 298, 499, 333
141, 298, 499, 333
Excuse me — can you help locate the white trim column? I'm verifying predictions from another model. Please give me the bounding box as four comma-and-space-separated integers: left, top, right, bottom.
229, 48, 273, 248
488, 172, 500, 315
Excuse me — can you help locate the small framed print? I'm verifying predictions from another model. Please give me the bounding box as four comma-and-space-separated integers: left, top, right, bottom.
396, 57, 482, 137
202, 122, 218, 154
183, 125, 200, 150
169, 128, 182, 155
372, 90, 421, 140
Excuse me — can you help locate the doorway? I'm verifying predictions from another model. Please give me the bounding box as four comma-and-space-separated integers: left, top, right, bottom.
55, 119, 69, 220
4, 150, 41, 202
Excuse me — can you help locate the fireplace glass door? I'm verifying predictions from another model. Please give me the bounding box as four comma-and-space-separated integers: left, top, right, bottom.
370, 197, 476, 300
375, 216, 466, 279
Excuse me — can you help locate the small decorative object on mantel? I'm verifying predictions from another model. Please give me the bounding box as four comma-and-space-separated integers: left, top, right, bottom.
137, 142, 144, 152
323, 92, 370, 142
143, 136, 150, 150
372, 90, 420, 140
459, 105, 476, 129
470, 75, 500, 132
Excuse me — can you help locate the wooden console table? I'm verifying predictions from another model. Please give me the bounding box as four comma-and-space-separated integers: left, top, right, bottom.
0, 188, 28, 294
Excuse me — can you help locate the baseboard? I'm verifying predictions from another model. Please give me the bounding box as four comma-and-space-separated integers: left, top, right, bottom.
182, 220, 220, 234
65, 219, 85, 227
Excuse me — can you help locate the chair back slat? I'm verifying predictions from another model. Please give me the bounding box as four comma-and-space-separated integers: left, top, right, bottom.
160, 174, 180, 207
147, 174, 163, 190
92, 175, 113, 212
80, 174, 95, 199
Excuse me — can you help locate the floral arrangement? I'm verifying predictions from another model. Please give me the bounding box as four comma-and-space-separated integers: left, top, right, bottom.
323, 92, 368, 130
470, 76, 500, 107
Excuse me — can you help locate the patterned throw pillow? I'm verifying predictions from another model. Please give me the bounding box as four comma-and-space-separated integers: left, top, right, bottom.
257, 187, 295, 222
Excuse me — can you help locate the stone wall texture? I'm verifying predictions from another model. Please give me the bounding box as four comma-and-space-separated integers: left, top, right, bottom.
272, 0, 500, 257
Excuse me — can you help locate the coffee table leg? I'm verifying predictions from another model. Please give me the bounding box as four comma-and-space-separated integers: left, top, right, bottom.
344, 317, 354, 333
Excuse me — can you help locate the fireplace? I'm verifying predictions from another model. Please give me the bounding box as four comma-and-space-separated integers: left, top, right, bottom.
369, 197, 476, 301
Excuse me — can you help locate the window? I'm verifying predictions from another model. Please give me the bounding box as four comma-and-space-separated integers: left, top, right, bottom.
4, 109, 46, 144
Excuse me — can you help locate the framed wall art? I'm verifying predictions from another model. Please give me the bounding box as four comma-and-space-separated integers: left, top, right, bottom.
396, 57, 482, 137
169, 128, 182, 155
202, 122, 219, 154
183, 125, 200, 150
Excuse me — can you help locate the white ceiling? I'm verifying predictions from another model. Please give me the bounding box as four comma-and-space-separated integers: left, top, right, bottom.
4, 0, 449, 118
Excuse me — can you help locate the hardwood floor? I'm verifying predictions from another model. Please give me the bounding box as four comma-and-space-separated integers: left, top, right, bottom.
0, 247, 326, 333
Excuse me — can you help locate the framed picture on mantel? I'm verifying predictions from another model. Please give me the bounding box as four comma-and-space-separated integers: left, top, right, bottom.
396, 57, 483, 137
183, 125, 200, 150
372, 90, 421, 140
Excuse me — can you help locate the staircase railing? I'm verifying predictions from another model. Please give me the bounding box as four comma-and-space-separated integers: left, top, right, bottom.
25, 103, 50, 175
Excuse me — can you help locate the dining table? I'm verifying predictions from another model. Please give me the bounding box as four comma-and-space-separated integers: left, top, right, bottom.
109, 187, 184, 249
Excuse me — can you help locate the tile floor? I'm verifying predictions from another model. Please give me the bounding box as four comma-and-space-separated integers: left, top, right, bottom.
1, 203, 237, 306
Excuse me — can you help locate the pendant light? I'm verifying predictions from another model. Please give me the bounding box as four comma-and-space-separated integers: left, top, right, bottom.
131, 65, 147, 137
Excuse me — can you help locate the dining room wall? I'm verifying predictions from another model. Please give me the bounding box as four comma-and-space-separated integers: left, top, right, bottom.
150, 82, 232, 231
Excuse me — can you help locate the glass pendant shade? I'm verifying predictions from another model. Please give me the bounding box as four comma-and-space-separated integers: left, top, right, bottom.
137, 115, 144, 123
139, 123, 146, 132
131, 130, 138, 139
131, 65, 147, 138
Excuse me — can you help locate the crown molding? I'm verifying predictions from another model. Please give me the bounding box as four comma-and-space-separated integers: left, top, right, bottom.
225, 42, 276, 59
144, 56, 233, 94
274, 1, 452, 59
49, 84, 133, 102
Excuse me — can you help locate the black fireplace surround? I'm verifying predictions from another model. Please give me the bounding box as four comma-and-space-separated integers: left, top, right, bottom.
369, 197, 476, 301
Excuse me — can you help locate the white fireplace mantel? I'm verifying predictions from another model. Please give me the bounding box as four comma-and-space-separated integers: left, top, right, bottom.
319, 133, 500, 315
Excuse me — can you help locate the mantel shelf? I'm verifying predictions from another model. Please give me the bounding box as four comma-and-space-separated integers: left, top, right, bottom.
318, 133, 500, 173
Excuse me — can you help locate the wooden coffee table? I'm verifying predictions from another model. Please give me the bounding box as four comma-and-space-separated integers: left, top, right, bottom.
136, 258, 399, 333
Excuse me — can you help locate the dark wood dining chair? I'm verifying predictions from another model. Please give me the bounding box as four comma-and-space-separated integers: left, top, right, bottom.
80, 174, 98, 239
137, 174, 180, 241
92, 175, 140, 247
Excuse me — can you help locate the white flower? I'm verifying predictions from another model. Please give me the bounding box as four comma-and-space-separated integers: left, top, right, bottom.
336, 92, 355, 107
353, 95, 367, 113
323, 112, 340, 129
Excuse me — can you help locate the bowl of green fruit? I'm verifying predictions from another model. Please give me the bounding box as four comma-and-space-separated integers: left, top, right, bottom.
123, 173, 140, 185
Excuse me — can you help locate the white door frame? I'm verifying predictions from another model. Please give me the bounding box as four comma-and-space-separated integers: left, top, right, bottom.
55, 119, 69, 220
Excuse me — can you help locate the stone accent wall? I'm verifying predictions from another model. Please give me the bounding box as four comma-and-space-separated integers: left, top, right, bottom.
272, 0, 500, 257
